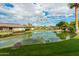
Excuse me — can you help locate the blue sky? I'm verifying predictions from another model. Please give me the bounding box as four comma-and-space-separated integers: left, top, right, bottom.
0, 3, 77, 26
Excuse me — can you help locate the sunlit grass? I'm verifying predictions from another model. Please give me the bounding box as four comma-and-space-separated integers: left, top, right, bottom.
0, 38, 78, 56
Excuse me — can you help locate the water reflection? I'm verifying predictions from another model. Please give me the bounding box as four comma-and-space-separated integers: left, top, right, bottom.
0, 31, 77, 49
55, 32, 76, 40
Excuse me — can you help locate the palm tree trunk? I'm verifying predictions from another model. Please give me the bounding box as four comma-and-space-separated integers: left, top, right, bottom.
75, 3, 78, 33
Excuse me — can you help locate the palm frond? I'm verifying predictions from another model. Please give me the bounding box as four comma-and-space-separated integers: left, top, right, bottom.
69, 3, 75, 9
68, 3, 79, 9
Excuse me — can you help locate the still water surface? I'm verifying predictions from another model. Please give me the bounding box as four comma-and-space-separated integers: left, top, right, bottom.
0, 31, 76, 48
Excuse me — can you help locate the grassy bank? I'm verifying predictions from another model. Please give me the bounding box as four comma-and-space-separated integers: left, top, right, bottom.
0, 30, 26, 38
0, 38, 79, 56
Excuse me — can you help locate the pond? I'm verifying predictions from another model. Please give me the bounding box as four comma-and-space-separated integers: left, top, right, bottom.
0, 31, 76, 49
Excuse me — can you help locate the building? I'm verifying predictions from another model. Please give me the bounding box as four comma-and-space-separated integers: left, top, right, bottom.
0, 23, 26, 31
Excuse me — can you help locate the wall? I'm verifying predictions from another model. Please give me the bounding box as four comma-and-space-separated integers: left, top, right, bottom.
0, 27, 10, 30
12, 28, 25, 31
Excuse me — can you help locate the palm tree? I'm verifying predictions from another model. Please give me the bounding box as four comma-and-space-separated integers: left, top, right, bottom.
69, 3, 79, 33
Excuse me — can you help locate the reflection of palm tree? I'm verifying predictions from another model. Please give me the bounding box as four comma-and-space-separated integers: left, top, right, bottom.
69, 3, 79, 33
56, 32, 69, 40
56, 32, 76, 40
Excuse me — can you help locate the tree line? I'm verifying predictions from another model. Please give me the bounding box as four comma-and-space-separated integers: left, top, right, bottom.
56, 21, 76, 32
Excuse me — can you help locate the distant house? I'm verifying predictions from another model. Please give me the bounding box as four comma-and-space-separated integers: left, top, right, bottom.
0, 23, 26, 31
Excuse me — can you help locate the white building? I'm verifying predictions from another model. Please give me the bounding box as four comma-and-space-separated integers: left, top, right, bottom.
0, 23, 26, 31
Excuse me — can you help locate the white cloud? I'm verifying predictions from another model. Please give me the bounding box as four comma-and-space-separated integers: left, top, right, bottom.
0, 3, 76, 25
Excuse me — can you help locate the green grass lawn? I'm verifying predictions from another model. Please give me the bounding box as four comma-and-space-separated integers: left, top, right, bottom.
0, 30, 12, 34
0, 38, 79, 56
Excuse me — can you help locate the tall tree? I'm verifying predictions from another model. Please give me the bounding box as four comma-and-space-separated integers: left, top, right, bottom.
69, 3, 79, 33
56, 21, 68, 29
